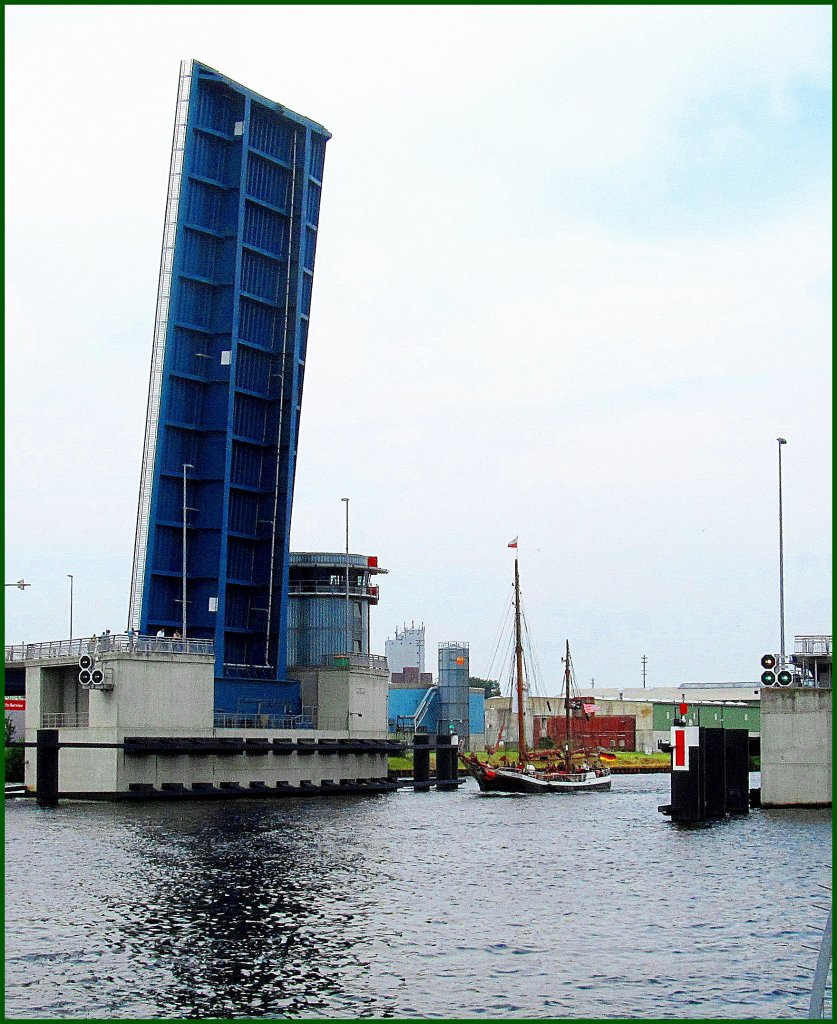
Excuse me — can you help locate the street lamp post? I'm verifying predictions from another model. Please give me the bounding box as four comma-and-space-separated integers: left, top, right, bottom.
67, 574, 74, 640
777, 438, 787, 663
341, 497, 350, 658
182, 463, 194, 639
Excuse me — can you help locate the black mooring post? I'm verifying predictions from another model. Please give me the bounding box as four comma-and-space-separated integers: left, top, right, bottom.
413, 734, 431, 791
701, 727, 727, 819
724, 728, 750, 814
668, 743, 702, 821
659, 724, 703, 822
435, 734, 456, 790
36, 729, 60, 807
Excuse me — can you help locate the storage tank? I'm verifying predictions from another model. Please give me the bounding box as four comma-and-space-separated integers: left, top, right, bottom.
437, 642, 469, 747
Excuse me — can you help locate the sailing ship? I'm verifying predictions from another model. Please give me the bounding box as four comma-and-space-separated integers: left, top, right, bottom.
459, 556, 612, 794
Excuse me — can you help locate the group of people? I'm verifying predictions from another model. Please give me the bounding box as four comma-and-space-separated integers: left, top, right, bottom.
88, 629, 113, 653
87, 628, 184, 653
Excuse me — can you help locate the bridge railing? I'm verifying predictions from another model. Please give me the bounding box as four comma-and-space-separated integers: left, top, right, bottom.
5, 634, 214, 662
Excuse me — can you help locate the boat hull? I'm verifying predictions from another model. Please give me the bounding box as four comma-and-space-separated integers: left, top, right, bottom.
464, 763, 612, 795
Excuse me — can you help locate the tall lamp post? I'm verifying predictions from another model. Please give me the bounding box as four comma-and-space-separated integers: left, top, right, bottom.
341, 497, 350, 658
67, 574, 74, 640
182, 463, 194, 639
777, 437, 787, 663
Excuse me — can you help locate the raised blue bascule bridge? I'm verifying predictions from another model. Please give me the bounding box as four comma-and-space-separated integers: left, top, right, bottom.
129, 60, 331, 717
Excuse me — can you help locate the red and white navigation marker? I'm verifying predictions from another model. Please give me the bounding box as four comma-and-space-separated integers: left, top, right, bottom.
671, 726, 700, 771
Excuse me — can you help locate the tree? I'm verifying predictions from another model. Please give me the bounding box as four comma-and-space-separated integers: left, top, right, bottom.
5, 715, 23, 782
468, 677, 501, 699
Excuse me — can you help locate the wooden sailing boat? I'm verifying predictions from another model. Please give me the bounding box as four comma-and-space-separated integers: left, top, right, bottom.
459, 555, 612, 794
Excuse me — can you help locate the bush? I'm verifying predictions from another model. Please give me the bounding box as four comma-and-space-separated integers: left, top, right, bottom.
5, 746, 24, 782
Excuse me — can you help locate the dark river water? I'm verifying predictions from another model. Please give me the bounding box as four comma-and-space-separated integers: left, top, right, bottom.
4, 773, 831, 1019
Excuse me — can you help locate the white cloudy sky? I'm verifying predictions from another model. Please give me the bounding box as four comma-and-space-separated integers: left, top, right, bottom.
6, 5, 831, 690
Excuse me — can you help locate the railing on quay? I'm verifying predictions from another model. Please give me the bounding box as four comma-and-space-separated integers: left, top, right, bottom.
5, 634, 214, 663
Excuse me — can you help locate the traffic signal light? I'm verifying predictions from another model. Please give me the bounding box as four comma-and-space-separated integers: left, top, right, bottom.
777, 668, 793, 686
760, 654, 776, 686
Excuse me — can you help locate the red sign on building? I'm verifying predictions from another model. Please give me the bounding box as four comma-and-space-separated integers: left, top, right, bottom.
5, 698, 25, 712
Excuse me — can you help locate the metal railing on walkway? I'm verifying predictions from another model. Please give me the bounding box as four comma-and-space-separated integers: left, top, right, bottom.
304, 653, 389, 673
288, 582, 379, 598
5, 634, 214, 663
214, 711, 317, 731
794, 635, 832, 657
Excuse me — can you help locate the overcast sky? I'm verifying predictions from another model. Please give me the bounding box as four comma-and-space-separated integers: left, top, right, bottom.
6, 5, 831, 690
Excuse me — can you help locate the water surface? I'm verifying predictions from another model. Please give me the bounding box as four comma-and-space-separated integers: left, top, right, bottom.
4, 773, 830, 1018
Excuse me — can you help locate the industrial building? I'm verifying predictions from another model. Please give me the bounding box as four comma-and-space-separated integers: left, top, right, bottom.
385, 624, 426, 675
484, 681, 764, 756
386, 640, 485, 751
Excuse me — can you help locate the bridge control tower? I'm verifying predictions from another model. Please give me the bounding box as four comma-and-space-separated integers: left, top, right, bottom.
129, 61, 331, 714
287, 552, 388, 668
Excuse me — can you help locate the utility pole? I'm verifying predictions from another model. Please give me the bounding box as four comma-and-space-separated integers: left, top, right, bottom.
67, 575, 74, 640
341, 497, 350, 657
641, 654, 648, 689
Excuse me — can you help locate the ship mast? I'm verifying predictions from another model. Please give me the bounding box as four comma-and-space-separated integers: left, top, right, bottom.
513, 557, 527, 765
564, 639, 572, 772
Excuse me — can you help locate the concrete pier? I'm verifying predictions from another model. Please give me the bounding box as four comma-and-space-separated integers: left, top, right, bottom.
760, 687, 831, 807
17, 642, 396, 799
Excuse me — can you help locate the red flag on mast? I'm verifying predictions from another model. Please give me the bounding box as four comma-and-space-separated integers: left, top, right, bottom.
508, 537, 518, 548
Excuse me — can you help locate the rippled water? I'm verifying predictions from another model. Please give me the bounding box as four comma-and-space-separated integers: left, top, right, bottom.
4, 773, 831, 1018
